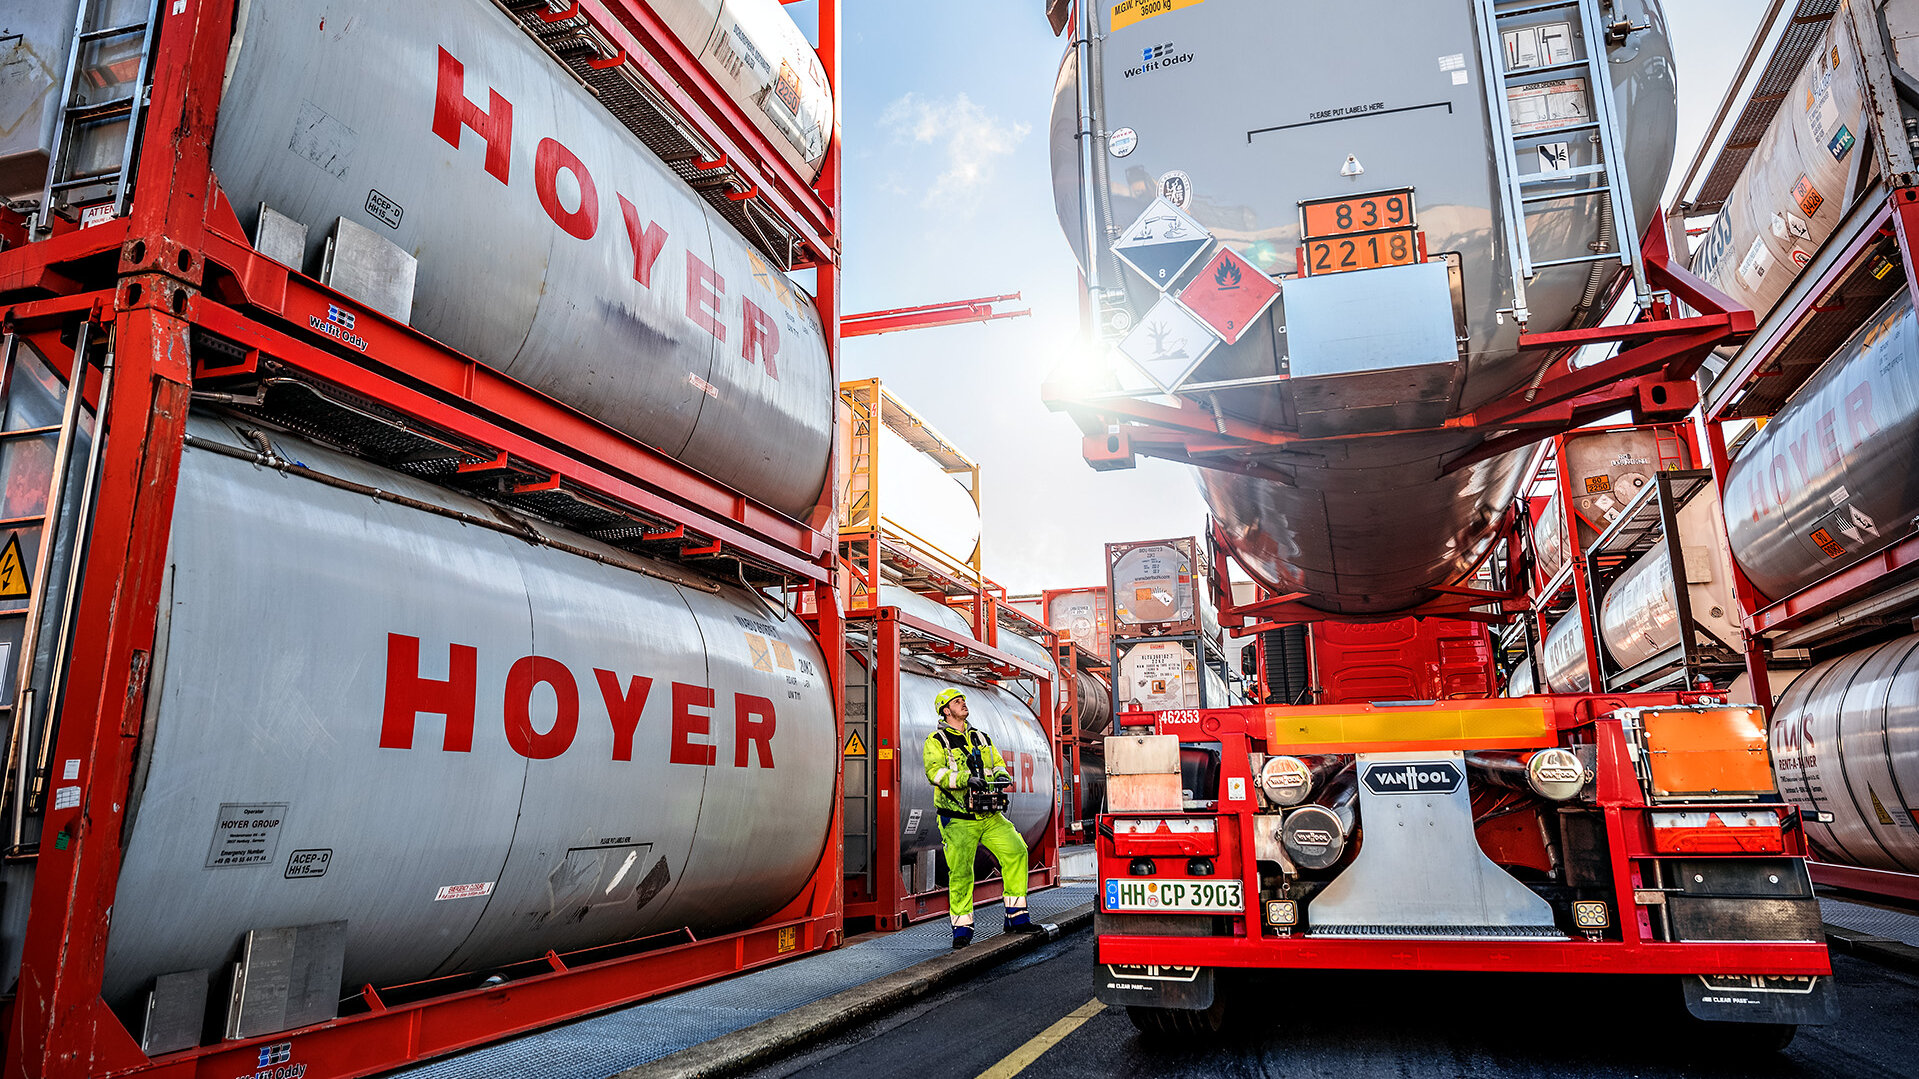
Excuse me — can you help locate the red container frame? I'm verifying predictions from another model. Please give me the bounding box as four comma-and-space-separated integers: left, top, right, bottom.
0, 1, 848, 1076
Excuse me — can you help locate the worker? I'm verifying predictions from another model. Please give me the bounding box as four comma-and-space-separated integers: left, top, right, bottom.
924, 687, 1040, 948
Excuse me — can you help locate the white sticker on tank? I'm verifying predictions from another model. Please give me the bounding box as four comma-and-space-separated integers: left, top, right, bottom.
53, 786, 80, 810
905, 808, 923, 836
1451, 70, 1469, 85
1736, 236, 1776, 288
1538, 142, 1570, 173
434, 881, 495, 901
62, 759, 80, 781
1438, 53, 1466, 72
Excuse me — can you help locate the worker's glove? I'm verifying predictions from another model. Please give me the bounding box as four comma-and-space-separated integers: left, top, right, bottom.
968, 774, 987, 792
991, 774, 1014, 792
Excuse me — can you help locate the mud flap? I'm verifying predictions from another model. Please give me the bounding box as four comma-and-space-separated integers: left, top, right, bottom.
1681, 974, 1837, 1025
1098, 963, 1214, 1010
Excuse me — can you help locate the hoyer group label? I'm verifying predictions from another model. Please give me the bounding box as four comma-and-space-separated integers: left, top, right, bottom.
206, 802, 289, 868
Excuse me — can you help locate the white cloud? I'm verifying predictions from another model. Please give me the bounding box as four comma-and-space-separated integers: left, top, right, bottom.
878, 92, 1031, 210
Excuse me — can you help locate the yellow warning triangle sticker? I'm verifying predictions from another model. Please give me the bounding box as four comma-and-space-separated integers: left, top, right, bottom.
1871, 785, 1896, 826
0, 534, 28, 600
843, 730, 867, 757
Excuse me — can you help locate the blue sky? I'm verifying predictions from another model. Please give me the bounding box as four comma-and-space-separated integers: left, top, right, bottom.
788, 0, 1774, 594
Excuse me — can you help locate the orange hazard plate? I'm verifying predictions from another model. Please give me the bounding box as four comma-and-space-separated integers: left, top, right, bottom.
1642, 707, 1774, 798
1303, 228, 1420, 276
1301, 190, 1415, 237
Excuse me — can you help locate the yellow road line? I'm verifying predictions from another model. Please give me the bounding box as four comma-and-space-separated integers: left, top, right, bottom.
974, 997, 1107, 1079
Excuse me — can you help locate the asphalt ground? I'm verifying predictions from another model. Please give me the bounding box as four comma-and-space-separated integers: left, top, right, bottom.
733, 930, 1919, 1079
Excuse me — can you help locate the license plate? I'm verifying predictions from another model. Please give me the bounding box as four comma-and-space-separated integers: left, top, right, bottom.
1300, 190, 1415, 237
1304, 228, 1419, 276
1103, 877, 1244, 913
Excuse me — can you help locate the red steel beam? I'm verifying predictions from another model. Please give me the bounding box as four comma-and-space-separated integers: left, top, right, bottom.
841, 294, 1030, 338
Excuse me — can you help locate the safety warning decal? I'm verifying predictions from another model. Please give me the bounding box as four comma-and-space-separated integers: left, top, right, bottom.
0, 533, 29, 599
435, 881, 495, 901
844, 729, 868, 757
1109, 0, 1203, 32
745, 633, 775, 672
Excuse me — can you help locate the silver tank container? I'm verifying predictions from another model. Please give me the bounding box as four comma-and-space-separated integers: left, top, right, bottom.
1770, 633, 1919, 873
1051, 0, 1676, 613
1532, 428, 1689, 579
1597, 484, 1743, 670
1691, 11, 1866, 325
192, 0, 833, 520
1071, 670, 1113, 736
895, 666, 1057, 859
1723, 293, 1919, 601
1540, 612, 1591, 694
82, 415, 836, 1010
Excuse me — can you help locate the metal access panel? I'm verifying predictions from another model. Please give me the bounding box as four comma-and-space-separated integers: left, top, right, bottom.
1283, 261, 1461, 436
1308, 751, 1561, 937
319, 216, 418, 323
224, 920, 348, 1040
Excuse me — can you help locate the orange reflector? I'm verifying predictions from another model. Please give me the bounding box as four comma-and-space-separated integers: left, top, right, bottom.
1264, 700, 1553, 753
1641, 707, 1773, 799
1651, 810, 1786, 854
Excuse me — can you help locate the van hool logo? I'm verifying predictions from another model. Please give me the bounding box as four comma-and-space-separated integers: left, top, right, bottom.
1363, 761, 1462, 795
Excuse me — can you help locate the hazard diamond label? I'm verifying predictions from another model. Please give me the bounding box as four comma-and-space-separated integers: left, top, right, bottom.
1116, 296, 1219, 393
843, 729, 868, 757
1177, 247, 1279, 345
1113, 196, 1212, 290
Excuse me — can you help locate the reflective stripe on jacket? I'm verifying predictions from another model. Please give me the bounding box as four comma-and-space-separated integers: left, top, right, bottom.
922, 723, 1011, 815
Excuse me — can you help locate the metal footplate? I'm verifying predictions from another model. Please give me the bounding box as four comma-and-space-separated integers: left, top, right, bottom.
1305, 751, 1566, 937
1310, 924, 1564, 940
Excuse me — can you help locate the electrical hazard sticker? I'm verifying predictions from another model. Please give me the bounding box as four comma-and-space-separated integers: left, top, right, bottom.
0, 533, 29, 599
843, 729, 867, 757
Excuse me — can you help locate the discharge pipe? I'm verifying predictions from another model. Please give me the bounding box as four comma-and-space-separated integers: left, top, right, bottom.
1466, 748, 1589, 802
1281, 767, 1358, 871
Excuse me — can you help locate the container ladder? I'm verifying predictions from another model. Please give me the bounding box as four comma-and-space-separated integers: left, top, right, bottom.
1473, 0, 1650, 328
0, 324, 113, 856
31, 0, 164, 237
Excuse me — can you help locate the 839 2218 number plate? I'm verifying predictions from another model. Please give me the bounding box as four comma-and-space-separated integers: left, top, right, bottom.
1300, 190, 1415, 237
1104, 877, 1244, 913
1304, 228, 1419, 276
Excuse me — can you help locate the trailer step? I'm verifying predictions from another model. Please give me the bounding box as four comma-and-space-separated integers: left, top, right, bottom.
1308, 924, 1566, 940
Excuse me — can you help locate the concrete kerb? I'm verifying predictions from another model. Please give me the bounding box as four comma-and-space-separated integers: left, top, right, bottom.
1825, 923, 1919, 976
620, 902, 1096, 1079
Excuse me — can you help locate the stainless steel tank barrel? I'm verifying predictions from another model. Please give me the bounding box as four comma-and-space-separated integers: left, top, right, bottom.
1770, 633, 1919, 874
1596, 482, 1743, 672
1050, 1, 1677, 614
650, 0, 834, 179
1507, 660, 1537, 697
1723, 293, 1919, 602
894, 666, 1058, 859
1073, 670, 1114, 736
1540, 612, 1592, 694
78, 414, 837, 1011
188, 0, 835, 520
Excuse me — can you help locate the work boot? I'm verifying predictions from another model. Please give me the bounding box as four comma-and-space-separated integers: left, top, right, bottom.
1004, 912, 1042, 934
951, 926, 974, 949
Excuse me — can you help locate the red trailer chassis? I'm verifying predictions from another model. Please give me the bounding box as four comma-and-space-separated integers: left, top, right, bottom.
1093, 696, 1832, 1029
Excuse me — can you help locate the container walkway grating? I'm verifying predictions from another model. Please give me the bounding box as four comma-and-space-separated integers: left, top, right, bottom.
392, 883, 1096, 1079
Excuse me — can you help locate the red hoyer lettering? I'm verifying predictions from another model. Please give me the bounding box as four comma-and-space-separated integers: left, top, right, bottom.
378, 634, 777, 767
433, 47, 783, 380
